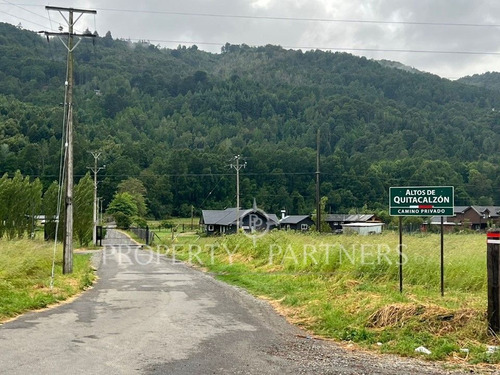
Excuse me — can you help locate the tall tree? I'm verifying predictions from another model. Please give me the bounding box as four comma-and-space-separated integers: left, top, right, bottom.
42, 181, 62, 241
107, 192, 138, 229
74, 173, 94, 246
117, 177, 147, 217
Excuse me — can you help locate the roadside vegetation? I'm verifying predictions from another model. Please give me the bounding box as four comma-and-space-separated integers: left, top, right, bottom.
148, 229, 499, 365
0, 239, 96, 323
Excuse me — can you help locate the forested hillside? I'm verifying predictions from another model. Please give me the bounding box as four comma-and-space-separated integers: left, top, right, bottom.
458, 72, 500, 92
1, 22, 500, 218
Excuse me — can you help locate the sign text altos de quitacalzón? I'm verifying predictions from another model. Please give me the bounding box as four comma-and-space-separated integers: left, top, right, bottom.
389, 186, 454, 216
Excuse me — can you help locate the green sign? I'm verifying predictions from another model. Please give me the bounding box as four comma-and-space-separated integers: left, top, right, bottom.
389, 186, 454, 216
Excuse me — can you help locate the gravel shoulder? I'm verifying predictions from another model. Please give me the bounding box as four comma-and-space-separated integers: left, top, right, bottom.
153, 264, 486, 375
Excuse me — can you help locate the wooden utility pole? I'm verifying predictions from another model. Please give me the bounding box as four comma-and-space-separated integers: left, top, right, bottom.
43, 6, 97, 274
190, 205, 194, 230
316, 129, 321, 232
87, 151, 104, 246
230, 155, 246, 232
98, 197, 103, 224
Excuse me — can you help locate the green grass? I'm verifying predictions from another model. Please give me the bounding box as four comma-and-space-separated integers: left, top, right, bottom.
0, 239, 96, 322
146, 230, 499, 365
148, 218, 201, 235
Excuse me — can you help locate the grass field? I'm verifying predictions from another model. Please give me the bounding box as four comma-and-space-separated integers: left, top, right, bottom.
0, 239, 96, 322
147, 229, 500, 365
148, 218, 200, 227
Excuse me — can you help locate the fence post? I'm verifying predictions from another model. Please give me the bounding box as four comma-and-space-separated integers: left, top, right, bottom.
96, 225, 102, 246
487, 229, 500, 333
145, 225, 150, 246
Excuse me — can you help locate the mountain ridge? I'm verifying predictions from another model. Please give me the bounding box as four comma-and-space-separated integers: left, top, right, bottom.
1, 22, 500, 217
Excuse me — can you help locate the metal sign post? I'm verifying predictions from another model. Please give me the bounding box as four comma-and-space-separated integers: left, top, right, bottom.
399, 216, 403, 293
389, 186, 454, 295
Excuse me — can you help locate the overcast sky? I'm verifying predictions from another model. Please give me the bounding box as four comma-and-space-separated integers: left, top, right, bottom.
2, 0, 500, 79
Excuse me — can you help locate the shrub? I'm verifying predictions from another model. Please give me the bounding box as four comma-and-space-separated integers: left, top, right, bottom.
114, 212, 131, 229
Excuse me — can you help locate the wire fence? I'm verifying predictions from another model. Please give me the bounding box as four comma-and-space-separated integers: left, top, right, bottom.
130, 226, 155, 245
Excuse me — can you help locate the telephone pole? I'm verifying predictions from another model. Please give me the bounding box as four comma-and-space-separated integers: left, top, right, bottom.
43, 6, 97, 274
87, 151, 104, 246
316, 128, 321, 232
230, 155, 246, 232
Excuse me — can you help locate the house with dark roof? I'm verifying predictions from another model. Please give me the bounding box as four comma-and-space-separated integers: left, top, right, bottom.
279, 215, 314, 231
449, 206, 489, 230
200, 205, 279, 235
423, 206, 500, 231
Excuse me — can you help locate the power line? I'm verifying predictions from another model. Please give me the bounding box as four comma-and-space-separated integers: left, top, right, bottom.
0, 8, 49, 29
129, 38, 500, 56
3, 5, 500, 57
61, 7, 500, 29
0, 21, 493, 57
5, 3, 500, 30
0, 2, 88, 33
1, 0, 51, 22
24, 171, 500, 189
30, 172, 316, 178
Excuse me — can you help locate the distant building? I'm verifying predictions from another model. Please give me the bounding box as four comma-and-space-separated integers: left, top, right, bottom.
279, 215, 314, 231
422, 206, 500, 232
325, 214, 380, 232
450, 206, 500, 230
342, 222, 384, 235
420, 216, 457, 233
201, 208, 386, 235
200, 205, 279, 235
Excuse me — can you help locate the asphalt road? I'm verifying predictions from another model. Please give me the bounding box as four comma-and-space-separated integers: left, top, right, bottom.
0, 229, 471, 374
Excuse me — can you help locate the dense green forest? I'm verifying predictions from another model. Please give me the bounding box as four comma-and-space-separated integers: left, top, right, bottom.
458, 72, 500, 92
1, 22, 500, 219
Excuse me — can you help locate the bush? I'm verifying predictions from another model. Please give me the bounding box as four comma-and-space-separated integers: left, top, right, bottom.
132, 216, 147, 228
159, 219, 173, 230
114, 212, 131, 229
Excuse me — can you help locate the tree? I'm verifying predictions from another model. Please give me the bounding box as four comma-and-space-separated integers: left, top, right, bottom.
9, 171, 25, 238
0, 174, 6, 238
26, 177, 42, 237
43, 181, 59, 219
74, 173, 94, 246
117, 177, 147, 217
43, 181, 62, 240
0, 171, 42, 239
312, 196, 331, 232
107, 192, 138, 229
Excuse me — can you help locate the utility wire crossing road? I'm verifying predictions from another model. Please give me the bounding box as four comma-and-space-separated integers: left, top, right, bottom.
0, 230, 464, 374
